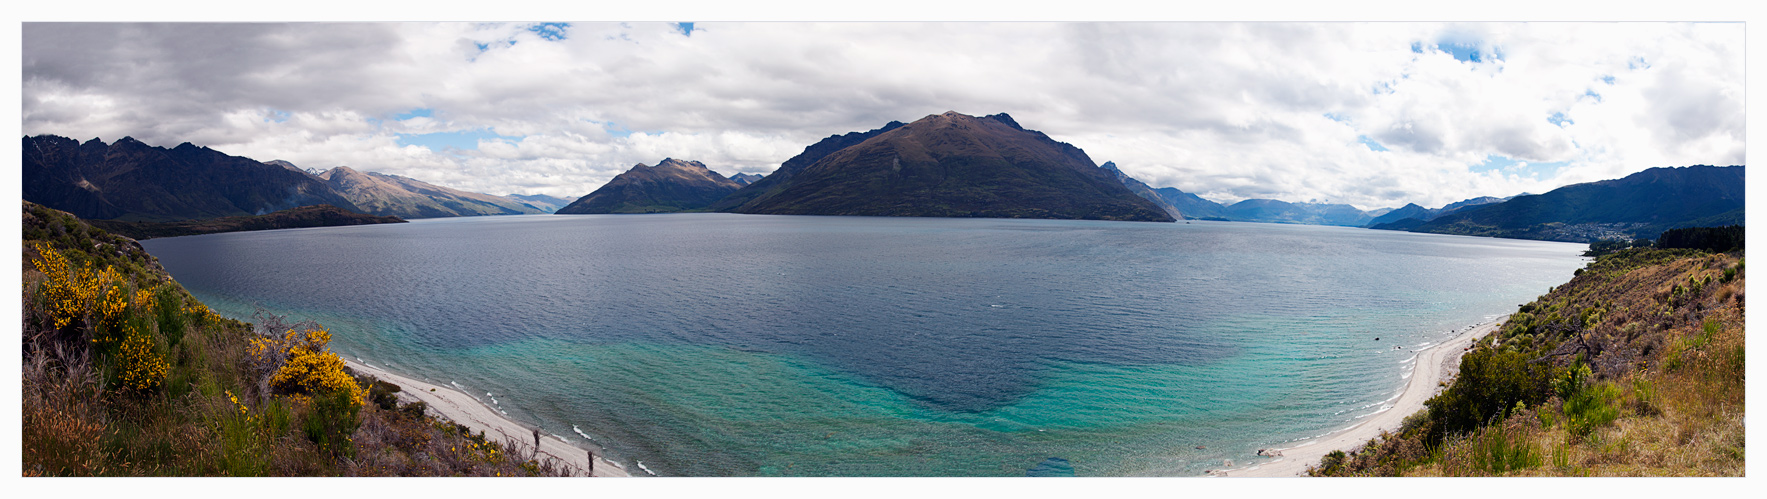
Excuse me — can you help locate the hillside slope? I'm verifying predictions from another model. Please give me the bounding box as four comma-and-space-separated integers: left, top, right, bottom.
21, 201, 575, 476
1311, 244, 1744, 476
318, 166, 541, 219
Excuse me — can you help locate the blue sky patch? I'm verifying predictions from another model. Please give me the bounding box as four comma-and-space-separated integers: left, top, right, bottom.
529, 23, 570, 41
394, 108, 433, 120
1358, 135, 1388, 152
1470, 154, 1569, 178
396, 129, 519, 152
677, 22, 695, 37
1431, 40, 1504, 64
1600, 75, 1615, 85
602, 121, 635, 138
1548, 112, 1572, 127
1323, 113, 1349, 123
1437, 42, 1482, 62
265, 109, 290, 123
1584, 89, 1603, 103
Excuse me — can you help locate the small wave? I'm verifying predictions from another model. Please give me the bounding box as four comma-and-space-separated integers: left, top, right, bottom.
637, 461, 658, 476
551, 433, 569, 443
573, 425, 595, 441
450, 381, 465, 391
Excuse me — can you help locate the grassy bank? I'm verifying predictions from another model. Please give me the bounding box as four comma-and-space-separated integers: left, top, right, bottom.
1310, 246, 1744, 476
21, 201, 573, 476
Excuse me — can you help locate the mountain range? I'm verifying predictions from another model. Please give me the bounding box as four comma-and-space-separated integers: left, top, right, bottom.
23, 129, 1744, 241
23, 134, 541, 221
556, 158, 744, 214
712, 111, 1173, 222
1098, 166, 1391, 226
1369, 165, 1744, 242
24, 135, 360, 222
1363, 196, 1517, 227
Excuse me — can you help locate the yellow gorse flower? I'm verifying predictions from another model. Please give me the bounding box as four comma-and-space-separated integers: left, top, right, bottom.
252, 326, 365, 407
31, 243, 168, 393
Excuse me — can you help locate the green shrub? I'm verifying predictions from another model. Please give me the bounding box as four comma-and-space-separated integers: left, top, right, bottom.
1317, 450, 1348, 476
153, 286, 188, 347
1564, 383, 1621, 438
1426, 347, 1554, 442
303, 389, 361, 458
368, 379, 402, 411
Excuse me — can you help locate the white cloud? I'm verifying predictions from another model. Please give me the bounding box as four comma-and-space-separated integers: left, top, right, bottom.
21, 22, 1745, 207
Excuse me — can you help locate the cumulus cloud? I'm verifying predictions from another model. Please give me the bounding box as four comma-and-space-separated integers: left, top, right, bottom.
21, 22, 1744, 207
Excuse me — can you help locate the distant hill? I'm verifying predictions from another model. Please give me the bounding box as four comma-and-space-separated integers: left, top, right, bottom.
1437, 195, 1512, 216
504, 193, 574, 213
23, 135, 361, 222
1362, 195, 1518, 228
315, 166, 541, 219
1366, 203, 1435, 227
1372, 165, 1745, 242
86, 204, 406, 240
1100, 162, 1183, 219
556, 158, 744, 214
714, 111, 1174, 222
1220, 199, 1376, 226
728, 173, 764, 186
1149, 187, 1230, 220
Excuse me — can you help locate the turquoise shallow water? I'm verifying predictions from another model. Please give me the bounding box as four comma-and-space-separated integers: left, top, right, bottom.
141, 214, 1586, 476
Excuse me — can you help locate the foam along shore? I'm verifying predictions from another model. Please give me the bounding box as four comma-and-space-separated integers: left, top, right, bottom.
1218, 316, 1508, 477
344, 359, 633, 477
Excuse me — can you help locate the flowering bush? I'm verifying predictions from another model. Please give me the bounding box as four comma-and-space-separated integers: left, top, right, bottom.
31, 242, 128, 334
251, 327, 365, 407
111, 324, 168, 392
31, 243, 167, 393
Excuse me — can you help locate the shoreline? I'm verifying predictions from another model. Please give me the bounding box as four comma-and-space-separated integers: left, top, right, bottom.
344, 359, 634, 477
1216, 315, 1508, 477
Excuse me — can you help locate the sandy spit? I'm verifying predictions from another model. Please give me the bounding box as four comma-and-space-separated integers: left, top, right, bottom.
345, 359, 634, 477
1217, 316, 1506, 477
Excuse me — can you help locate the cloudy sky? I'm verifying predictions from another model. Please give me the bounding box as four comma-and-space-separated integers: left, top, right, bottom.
20, 21, 1744, 209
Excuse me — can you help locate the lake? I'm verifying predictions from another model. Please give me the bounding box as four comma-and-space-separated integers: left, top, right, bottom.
140, 213, 1586, 476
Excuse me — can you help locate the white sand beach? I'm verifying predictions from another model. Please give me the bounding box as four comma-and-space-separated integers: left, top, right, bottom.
345, 359, 633, 477
1218, 316, 1506, 477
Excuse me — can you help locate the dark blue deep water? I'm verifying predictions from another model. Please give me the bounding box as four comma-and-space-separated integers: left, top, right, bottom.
140, 214, 1585, 476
